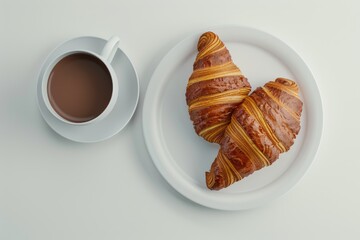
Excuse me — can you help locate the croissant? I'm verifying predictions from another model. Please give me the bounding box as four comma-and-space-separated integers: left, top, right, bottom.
206, 78, 303, 190
186, 32, 251, 143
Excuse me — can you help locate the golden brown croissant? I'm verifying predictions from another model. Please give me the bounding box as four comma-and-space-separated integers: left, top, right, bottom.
206, 78, 303, 190
186, 32, 251, 144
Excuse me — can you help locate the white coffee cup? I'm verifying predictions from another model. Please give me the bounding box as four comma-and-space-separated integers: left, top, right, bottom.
41, 36, 120, 125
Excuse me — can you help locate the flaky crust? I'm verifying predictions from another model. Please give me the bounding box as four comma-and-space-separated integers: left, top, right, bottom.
206, 78, 303, 190
186, 31, 251, 144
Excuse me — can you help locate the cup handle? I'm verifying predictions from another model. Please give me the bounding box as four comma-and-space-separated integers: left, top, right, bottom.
101, 36, 120, 63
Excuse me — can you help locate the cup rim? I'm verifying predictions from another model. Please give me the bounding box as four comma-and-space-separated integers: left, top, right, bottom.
42, 50, 119, 126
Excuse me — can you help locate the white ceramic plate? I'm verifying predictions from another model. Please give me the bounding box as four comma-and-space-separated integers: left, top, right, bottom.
37, 36, 139, 143
142, 26, 323, 210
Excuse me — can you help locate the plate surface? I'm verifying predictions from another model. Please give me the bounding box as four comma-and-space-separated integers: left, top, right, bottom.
37, 36, 139, 143
142, 26, 322, 210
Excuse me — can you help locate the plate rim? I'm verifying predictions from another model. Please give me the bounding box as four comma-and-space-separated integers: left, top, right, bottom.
142, 25, 323, 210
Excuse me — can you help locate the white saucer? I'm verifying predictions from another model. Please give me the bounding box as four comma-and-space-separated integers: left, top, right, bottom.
37, 36, 139, 143
143, 26, 323, 210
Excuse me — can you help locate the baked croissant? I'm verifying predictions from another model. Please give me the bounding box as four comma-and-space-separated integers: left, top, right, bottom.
206, 78, 303, 190
186, 32, 251, 144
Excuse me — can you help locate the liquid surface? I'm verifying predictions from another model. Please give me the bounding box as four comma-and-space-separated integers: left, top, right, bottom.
48, 53, 113, 123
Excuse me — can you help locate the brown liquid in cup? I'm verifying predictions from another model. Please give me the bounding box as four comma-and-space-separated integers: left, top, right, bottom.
47, 53, 113, 123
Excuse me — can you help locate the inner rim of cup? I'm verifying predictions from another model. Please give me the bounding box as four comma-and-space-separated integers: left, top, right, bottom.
42, 50, 118, 125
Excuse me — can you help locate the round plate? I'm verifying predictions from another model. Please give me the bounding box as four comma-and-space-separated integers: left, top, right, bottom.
142, 26, 323, 210
37, 36, 139, 143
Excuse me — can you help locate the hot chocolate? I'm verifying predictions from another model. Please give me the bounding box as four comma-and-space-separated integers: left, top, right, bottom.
47, 53, 113, 123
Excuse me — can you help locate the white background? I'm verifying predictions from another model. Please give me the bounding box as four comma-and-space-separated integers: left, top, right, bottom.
0, 0, 359, 239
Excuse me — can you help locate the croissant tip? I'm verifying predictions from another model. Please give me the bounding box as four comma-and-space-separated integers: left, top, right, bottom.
200, 31, 216, 37
205, 171, 215, 190
197, 31, 221, 52
275, 77, 296, 86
